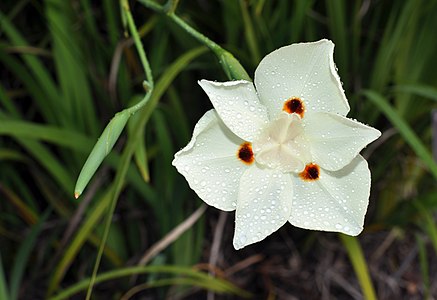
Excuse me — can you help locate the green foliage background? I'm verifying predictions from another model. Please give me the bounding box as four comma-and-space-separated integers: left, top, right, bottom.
1, 0, 437, 299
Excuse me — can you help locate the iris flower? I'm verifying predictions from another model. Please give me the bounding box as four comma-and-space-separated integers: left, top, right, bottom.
173, 39, 381, 250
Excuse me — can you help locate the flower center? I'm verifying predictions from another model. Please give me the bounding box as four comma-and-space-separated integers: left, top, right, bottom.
252, 112, 311, 173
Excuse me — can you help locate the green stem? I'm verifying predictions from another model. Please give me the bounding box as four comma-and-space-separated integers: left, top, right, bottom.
122, 0, 153, 88
84, 2, 155, 300
139, 0, 221, 53
84, 97, 152, 300
164, 0, 180, 15
138, 0, 251, 81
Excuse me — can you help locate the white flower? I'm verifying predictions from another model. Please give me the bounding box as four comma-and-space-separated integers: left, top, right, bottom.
172, 39, 381, 250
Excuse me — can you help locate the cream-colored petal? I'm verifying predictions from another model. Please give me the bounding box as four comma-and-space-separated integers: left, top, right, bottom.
304, 112, 381, 171
233, 166, 293, 249
173, 110, 249, 211
289, 155, 370, 235
254, 39, 349, 120
198, 80, 269, 142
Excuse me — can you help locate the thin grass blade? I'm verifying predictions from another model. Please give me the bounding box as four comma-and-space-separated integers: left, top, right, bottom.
9, 210, 50, 300
363, 90, 437, 180
339, 234, 376, 300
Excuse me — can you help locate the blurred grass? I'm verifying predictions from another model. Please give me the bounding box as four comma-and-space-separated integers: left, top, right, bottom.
1, 0, 437, 298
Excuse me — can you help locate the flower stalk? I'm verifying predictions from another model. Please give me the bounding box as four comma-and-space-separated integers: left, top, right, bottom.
138, 0, 251, 81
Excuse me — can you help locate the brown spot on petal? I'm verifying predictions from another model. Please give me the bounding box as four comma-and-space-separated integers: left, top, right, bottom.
299, 163, 320, 181
283, 97, 305, 118
237, 142, 254, 165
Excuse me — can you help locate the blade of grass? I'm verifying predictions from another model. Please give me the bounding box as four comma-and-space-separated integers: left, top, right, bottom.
325, 0, 348, 80
3, 0, 29, 21
0, 184, 38, 225
19, 139, 74, 194
32, 171, 71, 218
166, 86, 190, 145
0, 11, 61, 118
45, 0, 97, 135
121, 277, 244, 300
0, 254, 10, 300
0, 85, 19, 117
339, 234, 376, 300
363, 90, 437, 180
289, 0, 314, 42
369, 1, 416, 91
239, 0, 260, 64
394, 84, 437, 102
0, 120, 91, 151
103, 0, 119, 45
0, 149, 25, 162
0, 50, 58, 123
49, 265, 251, 300
414, 202, 437, 255
9, 210, 50, 300
47, 187, 116, 296
133, 126, 150, 182
416, 234, 430, 299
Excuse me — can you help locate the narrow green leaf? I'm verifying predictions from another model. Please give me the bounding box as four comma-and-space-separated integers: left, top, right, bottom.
339, 234, 376, 300
0, 149, 25, 162
0, 84, 19, 117
415, 202, 437, 255
45, 0, 97, 135
47, 188, 113, 295
0, 120, 91, 151
239, 0, 260, 64
0, 184, 38, 225
134, 128, 150, 182
325, 0, 348, 80
394, 84, 437, 102
49, 265, 251, 300
0, 11, 60, 113
0, 255, 10, 300
0, 51, 58, 124
9, 210, 50, 300
363, 90, 437, 180
103, 0, 119, 45
416, 235, 430, 299
19, 139, 74, 194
